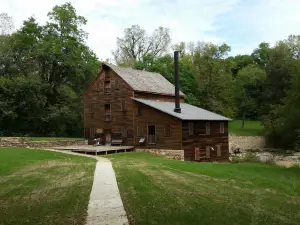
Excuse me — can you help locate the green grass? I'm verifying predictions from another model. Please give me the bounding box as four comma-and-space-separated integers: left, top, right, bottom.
229, 120, 264, 136
107, 153, 300, 225
23, 137, 83, 142
0, 148, 96, 225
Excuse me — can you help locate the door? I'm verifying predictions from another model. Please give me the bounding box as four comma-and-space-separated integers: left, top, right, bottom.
105, 132, 111, 145
148, 125, 156, 144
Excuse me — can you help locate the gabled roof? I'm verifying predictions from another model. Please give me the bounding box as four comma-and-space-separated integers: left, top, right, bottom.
132, 98, 231, 121
104, 63, 184, 96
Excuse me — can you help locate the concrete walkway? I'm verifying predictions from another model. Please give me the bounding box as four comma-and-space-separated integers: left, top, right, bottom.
44, 149, 128, 225
86, 158, 128, 225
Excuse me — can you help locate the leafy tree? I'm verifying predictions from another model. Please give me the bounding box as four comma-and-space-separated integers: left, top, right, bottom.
252, 42, 271, 69
234, 65, 266, 127
193, 42, 235, 117
0, 3, 99, 137
112, 25, 171, 66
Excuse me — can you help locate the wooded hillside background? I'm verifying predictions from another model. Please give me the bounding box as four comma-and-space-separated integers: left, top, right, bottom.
1, 3, 299, 149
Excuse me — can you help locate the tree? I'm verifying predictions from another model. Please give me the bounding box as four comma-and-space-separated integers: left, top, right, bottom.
228, 54, 254, 77
193, 42, 235, 117
0, 3, 99, 137
0, 13, 14, 35
252, 42, 271, 69
234, 65, 266, 128
112, 25, 171, 66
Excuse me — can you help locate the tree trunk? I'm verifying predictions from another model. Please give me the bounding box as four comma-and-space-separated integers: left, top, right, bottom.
242, 112, 245, 129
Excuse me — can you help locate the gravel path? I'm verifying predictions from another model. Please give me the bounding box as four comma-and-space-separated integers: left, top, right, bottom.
86, 158, 128, 225
44, 149, 128, 225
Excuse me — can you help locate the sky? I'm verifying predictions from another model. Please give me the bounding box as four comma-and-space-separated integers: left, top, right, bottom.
1, 0, 300, 61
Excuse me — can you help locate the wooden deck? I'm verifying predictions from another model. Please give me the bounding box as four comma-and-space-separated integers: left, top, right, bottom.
53, 145, 134, 155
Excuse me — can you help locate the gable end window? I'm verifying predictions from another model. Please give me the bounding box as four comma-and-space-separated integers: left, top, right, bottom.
188, 123, 194, 135
220, 122, 224, 134
206, 122, 210, 135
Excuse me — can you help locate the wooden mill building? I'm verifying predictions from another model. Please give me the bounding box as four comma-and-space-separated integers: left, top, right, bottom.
83, 53, 231, 162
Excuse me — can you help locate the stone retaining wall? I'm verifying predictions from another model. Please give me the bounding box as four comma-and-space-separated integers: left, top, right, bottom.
135, 149, 184, 160
0, 137, 86, 148
229, 136, 265, 151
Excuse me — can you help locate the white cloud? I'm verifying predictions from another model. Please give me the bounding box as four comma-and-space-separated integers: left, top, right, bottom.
2, 0, 300, 60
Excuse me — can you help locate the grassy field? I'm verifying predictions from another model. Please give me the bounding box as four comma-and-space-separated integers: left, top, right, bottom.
229, 120, 264, 136
108, 153, 300, 225
0, 148, 96, 225
23, 137, 83, 142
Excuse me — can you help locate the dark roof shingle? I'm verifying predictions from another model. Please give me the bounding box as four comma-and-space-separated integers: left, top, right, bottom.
132, 98, 231, 121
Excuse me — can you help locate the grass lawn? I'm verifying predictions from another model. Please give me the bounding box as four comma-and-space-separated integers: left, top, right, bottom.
229, 120, 264, 136
108, 153, 300, 225
23, 137, 83, 142
0, 148, 96, 225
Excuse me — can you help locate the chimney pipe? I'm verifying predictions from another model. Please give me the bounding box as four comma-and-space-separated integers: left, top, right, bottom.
174, 50, 181, 113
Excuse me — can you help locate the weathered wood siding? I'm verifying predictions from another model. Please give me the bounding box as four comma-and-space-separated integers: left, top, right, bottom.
133, 102, 182, 149
134, 92, 185, 102
182, 121, 229, 162
84, 67, 135, 145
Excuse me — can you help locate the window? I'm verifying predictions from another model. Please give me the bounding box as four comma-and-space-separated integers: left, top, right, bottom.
206, 122, 210, 135
121, 127, 127, 138
121, 100, 126, 111
188, 123, 194, 135
165, 124, 171, 137
105, 104, 111, 121
104, 81, 110, 93
89, 104, 94, 118
217, 144, 222, 157
220, 122, 224, 133
137, 104, 142, 116
148, 125, 156, 144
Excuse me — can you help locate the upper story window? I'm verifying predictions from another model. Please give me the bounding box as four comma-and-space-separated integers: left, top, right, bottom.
105, 104, 111, 121
188, 123, 194, 135
206, 122, 210, 135
220, 122, 224, 134
104, 81, 111, 93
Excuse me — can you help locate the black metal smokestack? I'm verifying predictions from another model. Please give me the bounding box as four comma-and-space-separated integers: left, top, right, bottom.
174, 50, 181, 113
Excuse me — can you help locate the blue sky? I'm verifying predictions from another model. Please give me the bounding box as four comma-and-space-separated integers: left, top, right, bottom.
2, 0, 300, 60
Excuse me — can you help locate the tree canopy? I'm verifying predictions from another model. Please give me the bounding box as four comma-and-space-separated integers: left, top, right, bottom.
1, 2, 300, 149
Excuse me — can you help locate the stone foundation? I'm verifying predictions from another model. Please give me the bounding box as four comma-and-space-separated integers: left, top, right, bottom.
135, 148, 184, 160
0, 137, 86, 148
229, 136, 265, 152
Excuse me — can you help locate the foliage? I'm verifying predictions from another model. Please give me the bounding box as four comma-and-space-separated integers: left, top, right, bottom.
234, 65, 266, 121
112, 25, 171, 66
108, 152, 300, 225
0, 3, 99, 137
